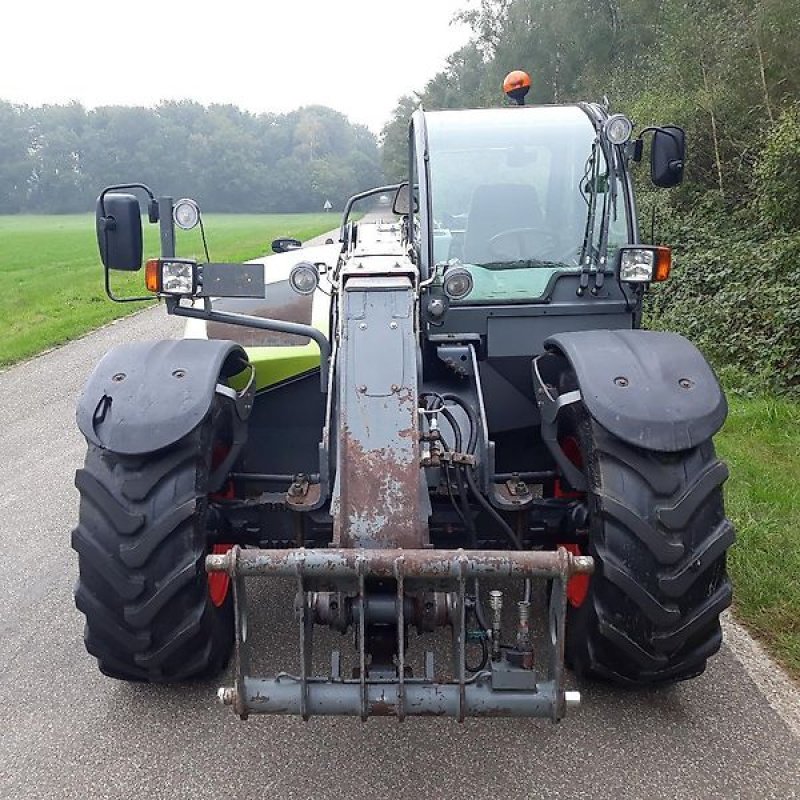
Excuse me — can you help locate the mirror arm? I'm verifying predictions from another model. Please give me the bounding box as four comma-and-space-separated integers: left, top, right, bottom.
635, 125, 684, 147
98, 183, 156, 217
339, 184, 402, 242
103, 261, 153, 304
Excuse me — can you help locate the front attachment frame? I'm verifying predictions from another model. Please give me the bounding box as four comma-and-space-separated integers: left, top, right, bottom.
207, 546, 593, 722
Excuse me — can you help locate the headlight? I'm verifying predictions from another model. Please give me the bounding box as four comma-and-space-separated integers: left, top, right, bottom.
617, 246, 672, 283
173, 198, 200, 230
289, 261, 319, 295
442, 267, 474, 300
162, 261, 196, 293
604, 114, 633, 146
145, 258, 198, 295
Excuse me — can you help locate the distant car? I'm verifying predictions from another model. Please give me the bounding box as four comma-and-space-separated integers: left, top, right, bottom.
378, 194, 390, 205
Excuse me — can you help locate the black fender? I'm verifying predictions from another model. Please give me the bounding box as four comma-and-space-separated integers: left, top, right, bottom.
77, 339, 250, 455
544, 329, 727, 452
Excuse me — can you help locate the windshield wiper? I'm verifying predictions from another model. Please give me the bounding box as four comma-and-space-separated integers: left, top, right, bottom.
478, 259, 568, 271
594, 142, 621, 295
578, 140, 601, 296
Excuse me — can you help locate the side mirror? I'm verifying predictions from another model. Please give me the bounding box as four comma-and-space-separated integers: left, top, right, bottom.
392, 182, 419, 216
272, 237, 302, 254
651, 126, 685, 188
96, 193, 143, 271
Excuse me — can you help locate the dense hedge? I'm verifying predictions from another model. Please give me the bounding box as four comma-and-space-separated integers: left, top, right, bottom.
642, 104, 800, 398
644, 200, 800, 398
755, 103, 800, 232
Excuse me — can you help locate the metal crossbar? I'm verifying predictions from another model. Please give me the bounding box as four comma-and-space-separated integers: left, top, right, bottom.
206, 547, 593, 580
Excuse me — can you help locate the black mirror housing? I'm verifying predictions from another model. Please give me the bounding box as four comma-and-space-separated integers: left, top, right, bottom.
392, 183, 419, 216
272, 237, 302, 254
96, 193, 143, 271
650, 126, 685, 188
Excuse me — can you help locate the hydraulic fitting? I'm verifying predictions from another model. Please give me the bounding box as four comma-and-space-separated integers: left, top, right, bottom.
515, 600, 534, 670
489, 589, 503, 661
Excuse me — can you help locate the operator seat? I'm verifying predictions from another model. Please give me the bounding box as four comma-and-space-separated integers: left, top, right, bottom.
462, 183, 543, 265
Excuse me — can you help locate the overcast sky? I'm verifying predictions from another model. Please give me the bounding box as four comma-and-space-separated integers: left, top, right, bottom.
0, 0, 472, 133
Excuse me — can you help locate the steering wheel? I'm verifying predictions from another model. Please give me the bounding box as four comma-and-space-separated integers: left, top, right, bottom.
488, 227, 575, 263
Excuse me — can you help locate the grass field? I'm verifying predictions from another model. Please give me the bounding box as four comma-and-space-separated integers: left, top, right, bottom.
717, 396, 800, 678
0, 213, 335, 366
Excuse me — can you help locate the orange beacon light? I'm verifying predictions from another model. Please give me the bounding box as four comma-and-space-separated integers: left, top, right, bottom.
503, 70, 532, 105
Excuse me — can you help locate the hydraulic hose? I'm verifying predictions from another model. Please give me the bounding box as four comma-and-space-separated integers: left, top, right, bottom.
441, 395, 532, 601
464, 467, 524, 551
440, 393, 478, 454
430, 392, 532, 605
438, 405, 478, 549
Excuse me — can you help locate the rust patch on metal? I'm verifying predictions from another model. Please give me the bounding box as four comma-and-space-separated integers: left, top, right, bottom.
335, 426, 426, 549
207, 547, 594, 579
207, 282, 313, 347
370, 699, 394, 716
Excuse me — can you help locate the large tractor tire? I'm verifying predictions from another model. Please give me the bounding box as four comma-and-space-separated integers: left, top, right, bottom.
564, 410, 735, 686
72, 414, 234, 683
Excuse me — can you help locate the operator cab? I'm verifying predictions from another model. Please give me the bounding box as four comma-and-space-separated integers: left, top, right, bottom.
423, 105, 630, 305
407, 102, 641, 365
424, 106, 633, 305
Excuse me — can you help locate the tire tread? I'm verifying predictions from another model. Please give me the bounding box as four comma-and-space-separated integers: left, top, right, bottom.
567, 411, 734, 686
72, 423, 233, 684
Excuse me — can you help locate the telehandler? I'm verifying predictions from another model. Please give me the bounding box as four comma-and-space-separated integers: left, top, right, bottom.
73, 73, 733, 721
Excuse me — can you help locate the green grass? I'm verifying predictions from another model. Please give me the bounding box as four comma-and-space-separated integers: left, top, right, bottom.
0, 213, 335, 366
717, 396, 800, 678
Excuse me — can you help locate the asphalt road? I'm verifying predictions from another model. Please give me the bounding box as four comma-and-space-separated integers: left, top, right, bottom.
1, 268, 799, 798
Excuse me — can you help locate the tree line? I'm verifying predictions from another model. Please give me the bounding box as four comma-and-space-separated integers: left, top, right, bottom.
383, 0, 799, 212
0, 101, 383, 214
381, 0, 799, 396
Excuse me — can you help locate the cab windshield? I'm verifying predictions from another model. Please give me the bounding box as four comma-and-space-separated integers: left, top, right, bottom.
425, 106, 630, 303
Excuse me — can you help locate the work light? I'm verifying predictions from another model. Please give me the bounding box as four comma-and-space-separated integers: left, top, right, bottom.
173, 198, 200, 230
443, 267, 474, 300
604, 114, 633, 146
617, 246, 671, 283
289, 261, 320, 295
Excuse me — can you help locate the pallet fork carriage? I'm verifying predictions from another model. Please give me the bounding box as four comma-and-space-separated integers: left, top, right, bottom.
73, 73, 733, 722
209, 547, 593, 720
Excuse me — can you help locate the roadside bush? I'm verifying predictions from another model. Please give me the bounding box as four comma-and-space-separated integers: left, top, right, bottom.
645, 203, 800, 398
755, 104, 800, 232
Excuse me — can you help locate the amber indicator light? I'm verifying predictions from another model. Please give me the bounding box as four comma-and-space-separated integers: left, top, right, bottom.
653, 247, 672, 281
145, 259, 161, 292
